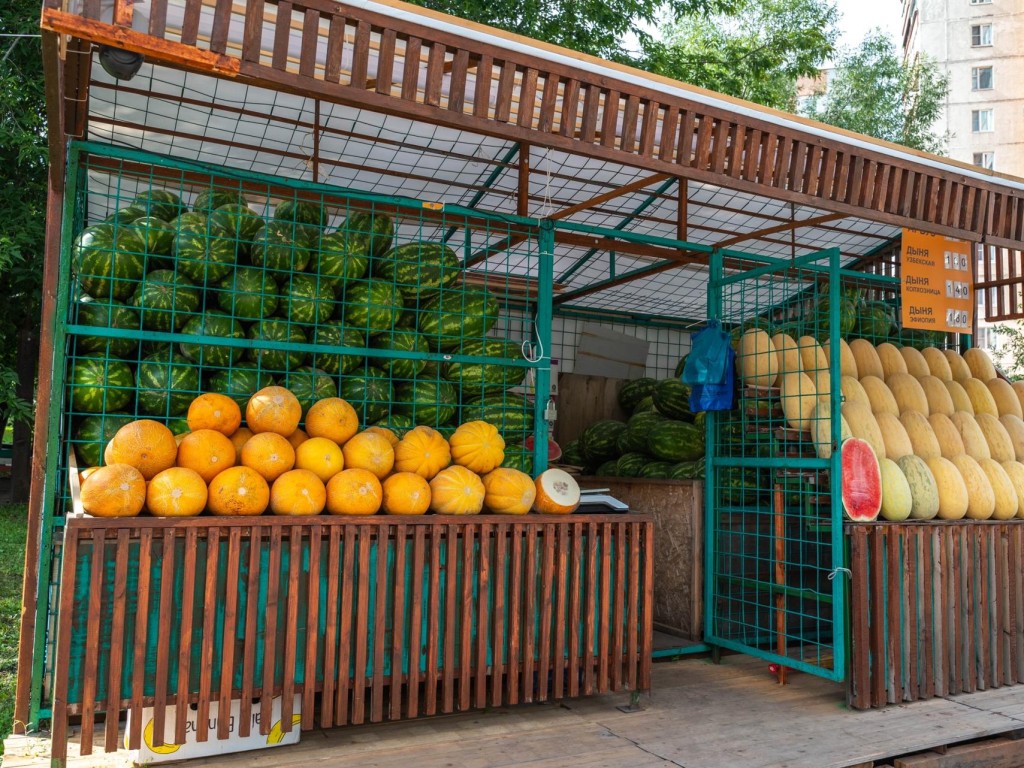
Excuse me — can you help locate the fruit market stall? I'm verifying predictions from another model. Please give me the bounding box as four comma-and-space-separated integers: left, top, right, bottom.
22, 0, 1024, 763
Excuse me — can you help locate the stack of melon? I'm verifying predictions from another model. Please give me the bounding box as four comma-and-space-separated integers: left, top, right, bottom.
736, 327, 1024, 523
78, 386, 580, 519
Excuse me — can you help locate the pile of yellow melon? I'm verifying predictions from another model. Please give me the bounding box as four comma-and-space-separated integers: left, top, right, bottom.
78, 386, 580, 518
737, 327, 1024, 522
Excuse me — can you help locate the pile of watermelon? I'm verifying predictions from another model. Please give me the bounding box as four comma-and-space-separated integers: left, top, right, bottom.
67, 183, 539, 476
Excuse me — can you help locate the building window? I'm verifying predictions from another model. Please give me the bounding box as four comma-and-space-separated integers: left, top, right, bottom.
973, 151, 995, 169
972, 66, 994, 90
972, 108, 994, 132
971, 24, 993, 46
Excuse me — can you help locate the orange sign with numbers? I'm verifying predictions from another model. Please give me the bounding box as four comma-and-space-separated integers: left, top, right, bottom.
900, 229, 974, 334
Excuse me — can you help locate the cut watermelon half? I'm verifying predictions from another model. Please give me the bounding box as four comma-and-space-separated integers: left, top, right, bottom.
841, 437, 882, 522
524, 434, 562, 462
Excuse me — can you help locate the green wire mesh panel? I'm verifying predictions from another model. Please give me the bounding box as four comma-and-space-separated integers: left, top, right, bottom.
706, 248, 846, 681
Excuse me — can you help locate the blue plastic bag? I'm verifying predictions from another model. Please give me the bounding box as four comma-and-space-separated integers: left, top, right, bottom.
683, 320, 735, 411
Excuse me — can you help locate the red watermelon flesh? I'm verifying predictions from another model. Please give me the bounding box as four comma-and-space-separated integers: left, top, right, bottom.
841, 437, 882, 522
524, 434, 562, 462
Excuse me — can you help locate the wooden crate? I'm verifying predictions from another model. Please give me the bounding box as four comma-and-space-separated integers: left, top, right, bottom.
50, 514, 653, 761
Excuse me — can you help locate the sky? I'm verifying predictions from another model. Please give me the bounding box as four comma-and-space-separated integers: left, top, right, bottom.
832, 0, 903, 49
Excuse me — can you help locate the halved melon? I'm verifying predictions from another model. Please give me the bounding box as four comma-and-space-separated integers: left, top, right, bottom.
533, 468, 581, 514
841, 438, 881, 522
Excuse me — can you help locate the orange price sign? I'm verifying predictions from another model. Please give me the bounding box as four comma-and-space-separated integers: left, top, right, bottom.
900, 228, 974, 335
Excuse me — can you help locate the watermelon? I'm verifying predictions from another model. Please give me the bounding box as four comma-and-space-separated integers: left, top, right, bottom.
341, 368, 393, 423
131, 189, 185, 222
595, 459, 618, 477
165, 417, 190, 436
647, 420, 703, 462
129, 269, 201, 332
442, 339, 525, 394
274, 200, 325, 228
615, 452, 648, 478
639, 461, 675, 479
343, 211, 394, 258
374, 412, 414, 438
375, 242, 462, 299
247, 319, 308, 372
580, 420, 627, 462
673, 353, 689, 380
316, 228, 371, 289
216, 267, 279, 320
418, 290, 500, 350
179, 311, 246, 368
669, 458, 705, 480
75, 297, 140, 359
251, 220, 311, 273
279, 273, 336, 325
193, 188, 248, 213
73, 413, 134, 467
208, 362, 274, 408
311, 323, 365, 375
173, 213, 237, 284
855, 301, 895, 340
618, 421, 660, 454
653, 378, 694, 421
632, 395, 656, 414
104, 207, 146, 226
813, 293, 857, 337
136, 351, 201, 416
373, 330, 428, 380
128, 216, 175, 261
394, 379, 459, 425
842, 437, 882, 521
341, 279, 403, 336
72, 224, 147, 301
209, 204, 264, 253
502, 444, 535, 476
719, 467, 761, 505
560, 439, 585, 467
283, 366, 338, 415
394, 310, 418, 329
619, 378, 658, 412
68, 354, 134, 414
460, 394, 534, 439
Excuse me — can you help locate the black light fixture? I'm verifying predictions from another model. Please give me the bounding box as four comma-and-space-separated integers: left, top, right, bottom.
98, 45, 145, 81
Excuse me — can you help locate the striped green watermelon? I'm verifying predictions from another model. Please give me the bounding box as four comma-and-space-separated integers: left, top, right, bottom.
418, 290, 500, 350
283, 366, 338, 416
394, 379, 459, 425
394, 310, 418, 329
372, 330, 427, 380
68, 354, 135, 414
375, 243, 461, 299
311, 323, 365, 376
73, 413, 134, 467
460, 393, 534, 440
193, 188, 248, 213
216, 267, 279, 320
104, 207, 146, 226
209, 204, 264, 253
668, 458, 705, 480
341, 368, 393, 423
419, 361, 443, 380
128, 216, 175, 262
75, 297, 140, 359
653, 378, 694, 421
617, 410, 667, 453
560, 439, 585, 467
136, 351, 201, 416
247, 319, 308, 372
674, 353, 689, 380
619, 378, 658, 412
633, 395, 657, 414
129, 269, 201, 332
442, 339, 525, 394
343, 211, 394, 258
208, 362, 274, 408
131, 189, 185, 222
279, 273, 336, 325
251, 221, 311, 274
639, 461, 675, 479
648, 420, 703, 462
274, 200, 325, 228
72, 224, 147, 301
615, 452, 648, 477
373, 413, 415, 438
165, 417, 190, 436
173, 213, 237, 285
341, 279, 403, 336
594, 459, 618, 477
580, 420, 627, 462
316, 228, 371, 288
502, 443, 534, 476
179, 311, 246, 368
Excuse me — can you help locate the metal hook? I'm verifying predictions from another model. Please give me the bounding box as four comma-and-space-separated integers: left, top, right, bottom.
827, 567, 853, 581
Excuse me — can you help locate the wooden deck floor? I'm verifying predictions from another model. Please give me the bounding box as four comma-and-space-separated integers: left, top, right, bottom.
8, 654, 1024, 768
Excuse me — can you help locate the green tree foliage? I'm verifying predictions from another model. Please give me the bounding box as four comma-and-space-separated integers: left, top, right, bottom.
799, 29, 950, 154
991, 324, 1024, 380
641, 0, 839, 110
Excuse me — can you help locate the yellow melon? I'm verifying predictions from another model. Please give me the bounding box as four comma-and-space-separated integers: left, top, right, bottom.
146, 467, 207, 517
887, 372, 929, 416
850, 339, 884, 379
951, 454, 996, 520
779, 372, 818, 432
772, 333, 802, 378
900, 346, 931, 378
964, 347, 997, 381
737, 329, 779, 387
921, 347, 953, 381
286, 427, 309, 450
1000, 461, 1024, 519
963, 378, 999, 417
363, 426, 399, 448
900, 411, 941, 460
840, 376, 871, 409
304, 397, 359, 445
245, 386, 302, 436
187, 393, 242, 436
876, 342, 907, 379
342, 431, 396, 480
926, 457, 969, 521
176, 429, 236, 483
944, 380, 974, 414
975, 412, 1015, 462
797, 336, 830, 399
1013, 381, 1024, 418
228, 427, 254, 464
860, 375, 899, 417
80, 464, 146, 518
840, 401, 886, 459
874, 412, 914, 461
1000, 414, 1024, 461
919, 375, 954, 416
979, 458, 1017, 520
943, 349, 973, 382
240, 431, 296, 482
326, 468, 383, 515
929, 413, 966, 459
449, 421, 505, 474
295, 436, 345, 483
878, 458, 913, 522
269, 469, 327, 516
810, 401, 853, 460
104, 419, 178, 480
482, 468, 537, 515
207, 466, 270, 516
823, 338, 858, 379
393, 426, 451, 479
429, 465, 486, 515
381, 472, 432, 515
950, 411, 992, 461
987, 378, 1022, 418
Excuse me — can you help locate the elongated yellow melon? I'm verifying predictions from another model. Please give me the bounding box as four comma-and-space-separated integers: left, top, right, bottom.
943, 349, 973, 382
810, 401, 852, 459
950, 411, 991, 461
771, 333, 802, 378
975, 412, 1015, 462
797, 335, 831, 400
901, 411, 941, 460
876, 342, 907, 379
888, 372, 930, 416
878, 458, 913, 521
875, 411, 914, 460
929, 413, 966, 459
963, 377, 999, 417
898, 455, 940, 520
841, 401, 886, 459
927, 456, 969, 520
979, 458, 1017, 520
1000, 460, 1024, 519
836, 338, 859, 378
919, 375, 954, 416
779, 372, 818, 432
860, 375, 899, 417
999, 414, 1024, 461
944, 379, 974, 414
841, 376, 871, 409
921, 347, 953, 381
737, 329, 779, 387
900, 346, 931, 378
850, 338, 884, 380
1013, 381, 1024, 418
964, 347, 997, 381
986, 378, 1022, 418
952, 454, 996, 520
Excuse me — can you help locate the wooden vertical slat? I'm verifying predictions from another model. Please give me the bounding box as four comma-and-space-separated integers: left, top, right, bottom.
638, 100, 659, 158
580, 85, 600, 144
920, 529, 934, 700
195, 526, 220, 743
151, 529, 175, 745
692, 116, 714, 170
849, 528, 869, 709
180, 0, 202, 46
335, 525, 357, 725
904, 529, 918, 702
507, 523, 523, 705
299, 8, 321, 78
390, 524, 408, 721
743, 129, 762, 182
600, 90, 620, 149
371, 525, 389, 722
258, 526, 282, 735
885, 528, 901, 704
658, 106, 679, 163
597, 523, 612, 692
517, 67, 539, 128
640, 521, 654, 691
569, 521, 582, 698
280, 529, 302, 730
978, 527, 991, 689
710, 119, 730, 174
271, 1, 293, 71
559, 78, 581, 138
78, 530, 107, 755
424, 526, 441, 714
50, 528, 81, 764
324, 14, 347, 84
448, 49, 470, 112
424, 41, 446, 107
491, 523, 508, 708
726, 124, 745, 179
522, 525, 537, 703
210, 0, 234, 54
442, 525, 459, 712
537, 524, 556, 701
459, 523, 476, 710
375, 28, 397, 95
950, 529, 963, 695
239, 526, 262, 737
407, 526, 426, 717
475, 522, 492, 709
1012, 526, 1023, 683
869, 527, 885, 707
553, 524, 569, 701
473, 54, 493, 119
174, 528, 199, 744
583, 522, 598, 695
218, 527, 242, 740
401, 37, 423, 102
609, 521, 624, 690
627, 521, 641, 693
620, 94, 640, 153
494, 61, 517, 123
350, 20, 372, 88
302, 524, 322, 730
931, 528, 946, 698
149, 0, 170, 38
351, 526, 372, 724
128, 528, 153, 750
102, 528, 130, 752
998, 527, 1011, 686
